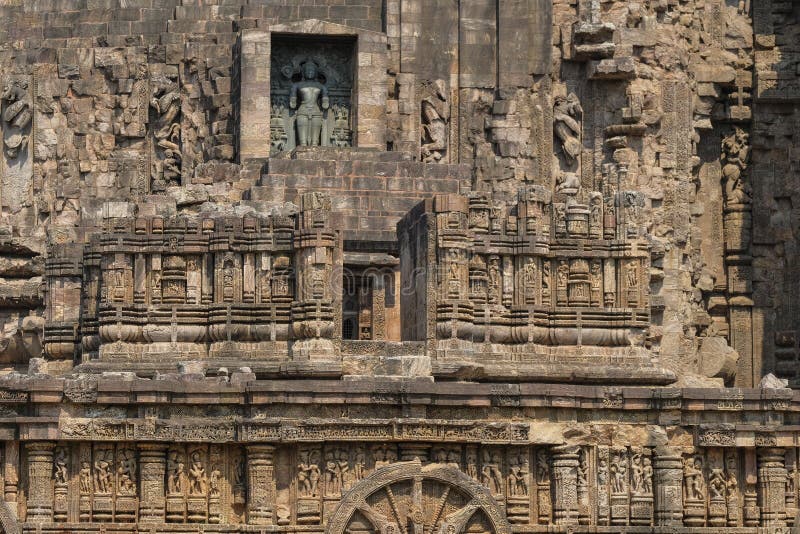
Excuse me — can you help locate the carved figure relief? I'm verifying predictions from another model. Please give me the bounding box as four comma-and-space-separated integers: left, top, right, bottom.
168, 450, 188, 495
94, 450, 113, 495
80, 461, 93, 494
53, 447, 68, 486
1, 79, 31, 158
553, 93, 583, 165
421, 79, 449, 163
290, 61, 330, 147
117, 449, 136, 496
270, 38, 354, 152
610, 449, 627, 494
481, 449, 504, 494
721, 127, 751, 205
150, 74, 182, 190
683, 456, 706, 501
508, 451, 530, 497
297, 448, 321, 498
188, 450, 208, 496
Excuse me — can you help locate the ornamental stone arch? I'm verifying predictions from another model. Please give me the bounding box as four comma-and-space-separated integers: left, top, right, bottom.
326, 460, 511, 534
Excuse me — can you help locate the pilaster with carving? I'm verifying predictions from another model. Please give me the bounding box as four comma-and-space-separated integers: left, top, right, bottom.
653, 446, 683, 526
4, 441, 18, 510
138, 443, 167, 523
535, 447, 551, 524
291, 192, 339, 361
758, 447, 787, 529
25, 442, 54, 523
551, 445, 579, 525
246, 444, 275, 525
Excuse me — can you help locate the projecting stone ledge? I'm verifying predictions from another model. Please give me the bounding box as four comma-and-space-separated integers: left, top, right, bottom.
432, 360, 677, 385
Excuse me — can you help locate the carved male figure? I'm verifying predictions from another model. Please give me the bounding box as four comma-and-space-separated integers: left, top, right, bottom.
290, 61, 329, 146
481, 450, 503, 494
94, 455, 112, 494
189, 451, 208, 495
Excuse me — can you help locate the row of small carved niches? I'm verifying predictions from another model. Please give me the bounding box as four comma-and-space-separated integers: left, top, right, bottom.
458, 187, 647, 243
45, 204, 339, 361
18, 441, 800, 528
451, 253, 647, 310
94, 251, 295, 308
23, 442, 246, 525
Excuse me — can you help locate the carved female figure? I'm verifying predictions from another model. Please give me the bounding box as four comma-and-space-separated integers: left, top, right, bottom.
290, 61, 329, 146
79, 461, 93, 493
53, 448, 68, 486
168, 460, 187, 495
117, 450, 136, 495
642, 456, 653, 494
721, 127, 751, 205
209, 466, 221, 498
709, 467, 727, 500
553, 93, 583, 164
683, 456, 706, 501
610, 453, 627, 494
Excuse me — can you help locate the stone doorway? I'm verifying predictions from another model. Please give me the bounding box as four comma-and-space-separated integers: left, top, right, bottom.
342, 260, 400, 341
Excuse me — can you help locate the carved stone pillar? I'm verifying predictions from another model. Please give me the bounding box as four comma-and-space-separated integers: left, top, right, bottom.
4, 441, 18, 506
551, 445, 579, 525
653, 446, 683, 526
291, 192, 338, 361
25, 442, 55, 523
138, 443, 168, 522
246, 445, 276, 525
758, 447, 787, 528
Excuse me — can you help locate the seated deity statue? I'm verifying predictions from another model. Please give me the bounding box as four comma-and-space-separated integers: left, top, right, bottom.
290, 61, 330, 146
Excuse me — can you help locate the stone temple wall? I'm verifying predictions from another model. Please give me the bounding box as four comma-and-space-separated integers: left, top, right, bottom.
0, 0, 796, 532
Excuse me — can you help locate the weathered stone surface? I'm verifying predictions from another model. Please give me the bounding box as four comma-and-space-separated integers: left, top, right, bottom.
0, 0, 795, 531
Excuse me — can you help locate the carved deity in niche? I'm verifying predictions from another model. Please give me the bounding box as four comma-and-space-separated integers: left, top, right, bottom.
271, 37, 354, 153
290, 61, 330, 146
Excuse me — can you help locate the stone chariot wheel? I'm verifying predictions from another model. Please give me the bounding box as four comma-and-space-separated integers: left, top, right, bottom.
326, 460, 511, 534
